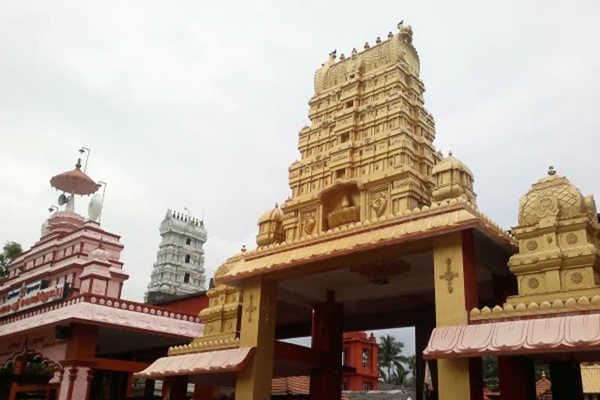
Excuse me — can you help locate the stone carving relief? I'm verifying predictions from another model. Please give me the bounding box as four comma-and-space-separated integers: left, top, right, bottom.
244, 294, 257, 323
565, 233, 578, 245
570, 272, 583, 284
528, 278, 540, 289
536, 195, 559, 220
439, 258, 459, 294
351, 260, 410, 285
301, 210, 317, 235
320, 182, 361, 230
370, 190, 389, 218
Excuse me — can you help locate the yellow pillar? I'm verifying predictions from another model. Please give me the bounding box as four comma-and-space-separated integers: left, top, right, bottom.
433, 231, 482, 400
235, 278, 278, 400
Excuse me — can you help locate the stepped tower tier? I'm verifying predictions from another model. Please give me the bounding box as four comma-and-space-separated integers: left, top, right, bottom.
279, 23, 442, 243
145, 209, 207, 304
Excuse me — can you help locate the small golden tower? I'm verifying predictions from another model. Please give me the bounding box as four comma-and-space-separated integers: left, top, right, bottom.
507, 166, 599, 303
431, 151, 477, 205
256, 204, 285, 247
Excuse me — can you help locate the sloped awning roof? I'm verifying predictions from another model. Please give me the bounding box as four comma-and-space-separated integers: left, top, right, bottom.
581, 364, 600, 394
134, 347, 255, 379
424, 313, 600, 359
271, 376, 310, 396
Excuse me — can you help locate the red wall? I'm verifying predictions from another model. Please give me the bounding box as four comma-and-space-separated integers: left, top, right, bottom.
157, 294, 209, 315
341, 331, 379, 391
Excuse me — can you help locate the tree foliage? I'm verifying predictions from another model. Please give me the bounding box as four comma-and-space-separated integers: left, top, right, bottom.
378, 335, 413, 387
0, 241, 22, 281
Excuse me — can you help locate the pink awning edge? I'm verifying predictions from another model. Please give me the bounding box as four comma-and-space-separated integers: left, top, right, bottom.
423, 313, 600, 359
134, 347, 255, 379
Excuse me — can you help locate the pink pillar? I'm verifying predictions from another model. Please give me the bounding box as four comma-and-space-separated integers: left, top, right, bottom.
57, 365, 94, 400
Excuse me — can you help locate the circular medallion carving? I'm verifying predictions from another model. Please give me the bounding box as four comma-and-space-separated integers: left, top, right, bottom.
226, 321, 233, 330
528, 278, 540, 289
566, 233, 578, 245
526, 240, 538, 251
571, 272, 583, 284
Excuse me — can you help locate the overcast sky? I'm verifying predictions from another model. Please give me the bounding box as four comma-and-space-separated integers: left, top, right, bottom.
1, 1, 599, 355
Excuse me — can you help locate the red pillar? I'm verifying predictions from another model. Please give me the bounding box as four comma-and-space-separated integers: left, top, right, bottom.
193, 385, 215, 399
8, 356, 27, 400
550, 361, 584, 400
125, 372, 133, 398
498, 356, 535, 400
415, 323, 438, 400
310, 293, 343, 400
461, 229, 483, 400
144, 379, 156, 398
168, 375, 188, 400
162, 377, 171, 400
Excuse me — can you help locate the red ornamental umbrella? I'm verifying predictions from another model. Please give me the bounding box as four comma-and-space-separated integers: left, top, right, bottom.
50, 162, 98, 195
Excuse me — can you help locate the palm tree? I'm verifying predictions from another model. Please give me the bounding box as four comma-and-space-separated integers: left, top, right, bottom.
404, 355, 417, 386
378, 335, 409, 384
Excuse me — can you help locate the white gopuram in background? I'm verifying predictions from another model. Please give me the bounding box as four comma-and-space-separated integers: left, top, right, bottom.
145, 209, 207, 304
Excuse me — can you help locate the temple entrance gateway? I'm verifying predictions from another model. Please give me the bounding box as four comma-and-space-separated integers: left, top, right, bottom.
138, 22, 599, 400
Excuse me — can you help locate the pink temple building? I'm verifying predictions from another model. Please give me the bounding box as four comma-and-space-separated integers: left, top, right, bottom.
0, 153, 203, 400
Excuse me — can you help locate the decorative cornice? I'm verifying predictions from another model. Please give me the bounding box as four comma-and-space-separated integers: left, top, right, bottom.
169, 336, 240, 356
470, 294, 600, 321
252, 198, 514, 257
0, 293, 201, 335
216, 198, 516, 285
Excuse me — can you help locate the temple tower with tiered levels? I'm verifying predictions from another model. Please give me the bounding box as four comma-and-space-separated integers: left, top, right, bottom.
145, 209, 207, 304
280, 24, 442, 243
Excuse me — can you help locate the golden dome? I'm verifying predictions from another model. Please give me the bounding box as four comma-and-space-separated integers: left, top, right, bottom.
518, 166, 586, 226
256, 203, 285, 247
257, 204, 283, 224
432, 151, 473, 177
431, 152, 477, 205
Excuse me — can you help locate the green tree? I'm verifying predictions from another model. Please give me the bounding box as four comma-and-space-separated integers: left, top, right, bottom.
0, 241, 22, 282
535, 364, 550, 381
378, 335, 409, 385
389, 365, 409, 386
403, 354, 417, 387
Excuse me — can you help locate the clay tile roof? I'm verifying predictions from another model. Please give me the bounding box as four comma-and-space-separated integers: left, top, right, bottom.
582, 363, 600, 394
270, 377, 351, 400
271, 376, 310, 396
536, 377, 552, 398
342, 390, 414, 400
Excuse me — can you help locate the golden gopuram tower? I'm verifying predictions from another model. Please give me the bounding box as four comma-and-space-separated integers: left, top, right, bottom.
280, 24, 442, 242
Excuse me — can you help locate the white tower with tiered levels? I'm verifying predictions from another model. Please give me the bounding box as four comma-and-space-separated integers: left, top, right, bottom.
145, 209, 207, 304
